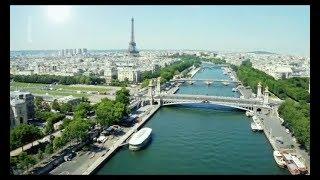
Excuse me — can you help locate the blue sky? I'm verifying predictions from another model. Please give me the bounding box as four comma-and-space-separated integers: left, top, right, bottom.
10, 5, 310, 56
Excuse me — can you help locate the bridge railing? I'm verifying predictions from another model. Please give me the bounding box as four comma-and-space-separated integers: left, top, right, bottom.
160, 94, 264, 105
170, 79, 239, 82
162, 99, 264, 107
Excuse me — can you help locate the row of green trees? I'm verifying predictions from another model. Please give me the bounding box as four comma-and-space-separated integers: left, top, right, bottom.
235, 60, 310, 152
141, 55, 202, 85
10, 87, 131, 174
236, 60, 309, 102
95, 87, 130, 126
10, 124, 44, 151
278, 99, 310, 151
52, 118, 94, 150
11, 74, 105, 85
52, 87, 130, 150
202, 57, 226, 64
109, 79, 129, 87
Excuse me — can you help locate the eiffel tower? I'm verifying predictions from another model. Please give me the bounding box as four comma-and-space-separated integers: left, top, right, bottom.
128, 18, 139, 56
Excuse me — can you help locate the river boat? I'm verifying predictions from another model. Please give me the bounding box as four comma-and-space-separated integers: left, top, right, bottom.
129, 127, 152, 151
251, 122, 263, 131
283, 153, 301, 175
273, 151, 286, 168
291, 155, 307, 173
222, 81, 229, 86
251, 122, 258, 131
287, 163, 301, 175
246, 110, 254, 117
232, 88, 237, 92
205, 81, 212, 85
188, 81, 194, 85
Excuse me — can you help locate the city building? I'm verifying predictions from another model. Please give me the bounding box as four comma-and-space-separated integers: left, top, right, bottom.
10, 91, 35, 120
118, 67, 141, 83
10, 105, 16, 129
274, 67, 293, 80
10, 99, 28, 128
104, 61, 118, 83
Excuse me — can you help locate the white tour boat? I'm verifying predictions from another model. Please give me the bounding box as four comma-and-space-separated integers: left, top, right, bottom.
222, 81, 229, 86
291, 155, 307, 173
273, 151, 286, 168
251, 122, 263, 131
205, 81, 212, 85
245, 110, 254, 117
129, 127, 152, 151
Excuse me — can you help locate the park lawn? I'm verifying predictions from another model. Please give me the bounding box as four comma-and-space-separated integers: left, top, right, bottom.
60, 85, 110, 93
10, 82, 109, 93
10, 82, 89, 98
29, 89, 89, 98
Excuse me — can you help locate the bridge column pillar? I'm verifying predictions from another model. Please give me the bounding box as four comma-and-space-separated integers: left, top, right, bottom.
157, 98, 163, 106
257, 82, 262, 99
156, 77, 161, 95
263, 86, 269, 105
148, 79, 155, 105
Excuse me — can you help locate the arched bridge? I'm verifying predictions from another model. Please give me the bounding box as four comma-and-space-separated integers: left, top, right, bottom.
170, 78, 240, 83
152, 94, 270, 111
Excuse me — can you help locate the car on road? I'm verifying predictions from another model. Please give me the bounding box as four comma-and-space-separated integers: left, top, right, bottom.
285, 129, 290, 134
275, 137, 284, 144
64, 151, 76, 161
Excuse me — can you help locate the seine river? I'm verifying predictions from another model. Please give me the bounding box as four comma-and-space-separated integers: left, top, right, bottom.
96, 64, 289, 175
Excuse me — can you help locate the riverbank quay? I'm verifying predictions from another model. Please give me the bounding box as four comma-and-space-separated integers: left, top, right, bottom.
227, 64, 309, 174
165, 83, 181, 94
237, 86, 254, 99
81, 104, 160, 175
188, 67, 201, 78
256, 113, 310, 174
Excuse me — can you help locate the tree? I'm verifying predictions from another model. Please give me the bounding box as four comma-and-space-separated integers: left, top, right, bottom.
60, 103, 73, 114
11, 74, 105, 85
74, 102, 92, 118
44, 143, 53, 154
13, 152, 37, 171
115, 87, 130, 106
42, 102, 51, 112
81, 97, 89, 103
10, 124, 43, 150
44, 119, 54, 135
141, 79, 150, 88
63, 118, 92, 142
53, 136, 66, 150
113, 102, 127, 122
160, 71, 173, 82
36, 149, 44, 161
96, 100, 115, 126
51, 99, 60, 111
34, 97, 44, 110
60, 118, 72, 130
241, 59, 252, 67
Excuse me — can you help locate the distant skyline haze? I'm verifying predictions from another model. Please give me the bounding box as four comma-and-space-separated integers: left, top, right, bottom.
10, 5, 310, 56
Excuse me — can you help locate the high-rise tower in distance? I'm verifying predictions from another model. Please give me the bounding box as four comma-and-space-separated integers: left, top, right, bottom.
128, 18, 139, 56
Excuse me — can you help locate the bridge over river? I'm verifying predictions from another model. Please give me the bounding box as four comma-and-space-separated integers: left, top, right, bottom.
170, 78, 240, 84
139, 77, 275, 113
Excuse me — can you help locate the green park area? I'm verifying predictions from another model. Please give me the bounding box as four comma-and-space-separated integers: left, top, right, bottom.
10, 82, 110, 98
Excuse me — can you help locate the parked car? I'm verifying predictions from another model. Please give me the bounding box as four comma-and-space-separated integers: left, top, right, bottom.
286, 129, 290, 134
276, 137, 284, 144
64, 151, 76, 161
